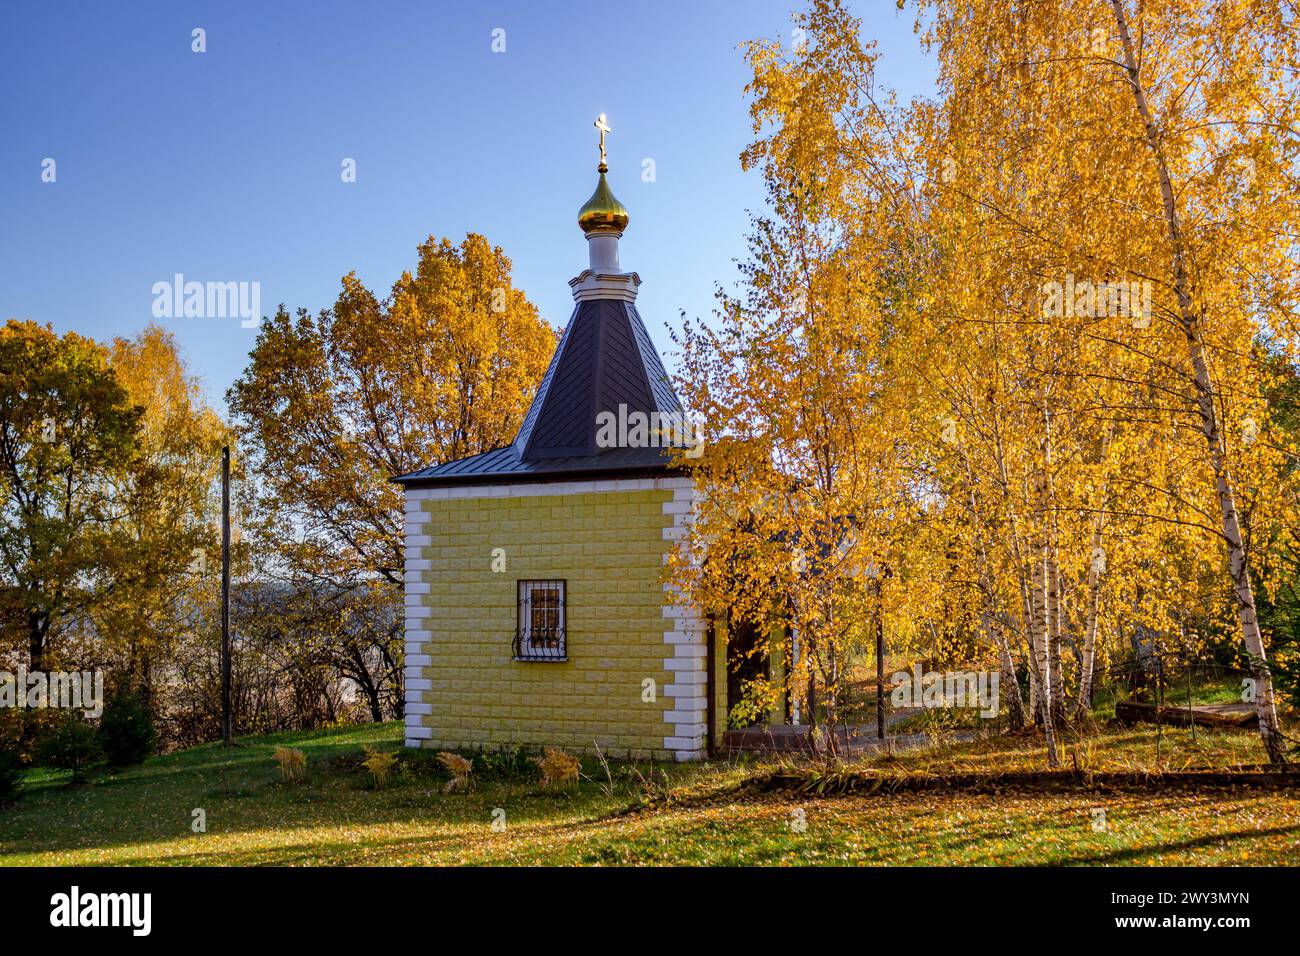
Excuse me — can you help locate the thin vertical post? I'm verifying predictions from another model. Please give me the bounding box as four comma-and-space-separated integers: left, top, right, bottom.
221, 446, 232, 745
875, 605, 885, 741
705, 619, 715, 757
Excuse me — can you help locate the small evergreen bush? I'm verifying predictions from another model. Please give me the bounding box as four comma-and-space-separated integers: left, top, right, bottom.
0, 744, 23, 803
40, 715, 101, 782
98, 692, 156, 767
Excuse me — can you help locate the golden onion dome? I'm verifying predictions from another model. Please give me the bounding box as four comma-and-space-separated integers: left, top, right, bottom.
578, 163, 630, 235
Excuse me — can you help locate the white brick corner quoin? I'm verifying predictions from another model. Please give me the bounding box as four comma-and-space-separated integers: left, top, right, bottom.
659, 479, 707, 761
400, 475, 708, 761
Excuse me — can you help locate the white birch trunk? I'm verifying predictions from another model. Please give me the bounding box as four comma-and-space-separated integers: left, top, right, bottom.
963, 458, 1027, 729
1030, 478, 1060, 767
1110, 0, 1285, 764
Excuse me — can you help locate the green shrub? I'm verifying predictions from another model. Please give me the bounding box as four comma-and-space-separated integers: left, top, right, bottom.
394, 747, 445, 780
0, 745, 22, 803
98, 692, 156, 767
396, 745, 542, 783
473, 745, 534, 780
40, 715, 101, 781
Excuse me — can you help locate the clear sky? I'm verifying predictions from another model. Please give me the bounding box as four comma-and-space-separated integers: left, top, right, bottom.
1, 0, 934, 412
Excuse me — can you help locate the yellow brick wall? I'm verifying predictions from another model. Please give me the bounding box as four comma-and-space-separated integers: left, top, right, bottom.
409, 488, 678, 760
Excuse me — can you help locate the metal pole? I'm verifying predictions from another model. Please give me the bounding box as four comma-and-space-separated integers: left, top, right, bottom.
221, 446, 232, 745
875, 605, 885, 740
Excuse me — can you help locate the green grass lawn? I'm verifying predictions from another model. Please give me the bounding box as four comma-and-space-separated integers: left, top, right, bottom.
2, 721, 1297, 866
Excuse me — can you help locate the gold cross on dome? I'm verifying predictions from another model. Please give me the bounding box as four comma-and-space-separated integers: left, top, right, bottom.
594, 113, 611, 165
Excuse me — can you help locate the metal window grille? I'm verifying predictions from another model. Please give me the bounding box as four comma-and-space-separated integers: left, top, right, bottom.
513, 579, 567, 661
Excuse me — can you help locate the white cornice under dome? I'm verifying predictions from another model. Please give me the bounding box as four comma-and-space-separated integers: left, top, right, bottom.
569, 268, 641, 302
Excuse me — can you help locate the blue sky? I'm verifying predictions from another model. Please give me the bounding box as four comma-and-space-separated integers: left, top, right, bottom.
1, 0, 934, 412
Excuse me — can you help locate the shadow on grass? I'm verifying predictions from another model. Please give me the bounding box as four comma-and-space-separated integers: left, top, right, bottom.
0, 743, 646, 864
1057, 823, 1300, 866
8, 783, 639, 866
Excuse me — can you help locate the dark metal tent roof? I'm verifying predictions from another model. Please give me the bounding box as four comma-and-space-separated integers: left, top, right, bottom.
393, 297, 687, 488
